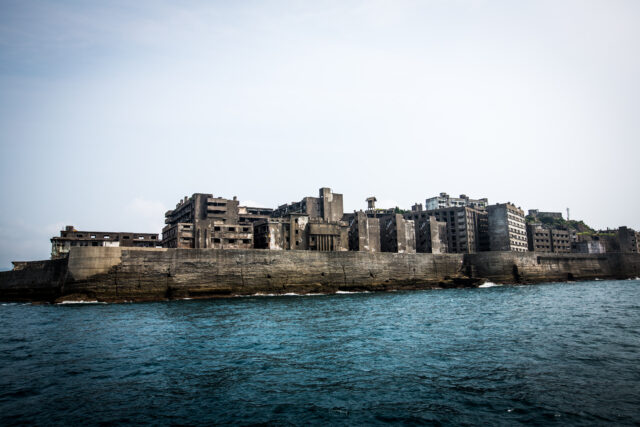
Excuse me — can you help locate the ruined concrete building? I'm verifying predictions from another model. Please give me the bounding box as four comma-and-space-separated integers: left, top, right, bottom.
417, 216, 448, 254
402, 206, 448, 254
344, 197, 414, 253
487, 203, 528, 252
527, 210, 564, 221
346, 211, 381, 252
162, 193, 272, 249
572, 235, 606, 254
51, 226, 158, 259
526, 223, 571, 253
379, 214, 416, 253
406, 206, 488, 253
425, 192, 488, 211
254, 188, 349, 251
617, 226, 640, 253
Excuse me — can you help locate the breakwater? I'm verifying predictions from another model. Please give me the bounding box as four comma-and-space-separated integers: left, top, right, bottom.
1, 247, 640, 302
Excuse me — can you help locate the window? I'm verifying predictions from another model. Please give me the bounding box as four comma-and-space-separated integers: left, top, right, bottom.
214, 227, 221, 231
213, 238, 221, 243
123, 236, 130, 239
228, 239, 236, 243
104, 235, 110, 239
138, 236, 144, 240
228, 227, 235, 232
90, 235, 96, 239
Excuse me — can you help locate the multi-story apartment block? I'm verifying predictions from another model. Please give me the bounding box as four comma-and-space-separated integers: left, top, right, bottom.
254, 188, 349, 251
550, 229, 571, 252
425, 192, 488, 211
162, 193, 272, 249
406, 206, 488, 253
526, 224, 571, 253
51, 225, 158, 259
487, 203, 528, 252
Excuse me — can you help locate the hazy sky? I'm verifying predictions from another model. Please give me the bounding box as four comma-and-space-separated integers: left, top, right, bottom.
1, 0, 639, 268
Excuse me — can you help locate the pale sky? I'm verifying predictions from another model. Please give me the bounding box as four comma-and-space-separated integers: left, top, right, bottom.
1, 0, 639, 268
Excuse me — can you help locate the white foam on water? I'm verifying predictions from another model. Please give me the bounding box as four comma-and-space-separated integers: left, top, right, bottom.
250, 292, 330, 297
182, 298, 193, 300
335, 290, 371, 294
594, 278, 602, 281
635, 277, 640, 280
57, 300, 105, 304
479, 282, 500, 288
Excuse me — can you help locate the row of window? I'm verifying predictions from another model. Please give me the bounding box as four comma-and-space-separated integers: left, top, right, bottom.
212, 238, 251, 244
67, 234, 155, 240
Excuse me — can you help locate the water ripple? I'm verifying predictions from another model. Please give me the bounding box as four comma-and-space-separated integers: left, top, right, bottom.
1, 280, 639, 425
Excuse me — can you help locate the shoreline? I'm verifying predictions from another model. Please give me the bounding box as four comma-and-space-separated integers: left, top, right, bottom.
2, 277, 639, 305
1, 247, 639, 304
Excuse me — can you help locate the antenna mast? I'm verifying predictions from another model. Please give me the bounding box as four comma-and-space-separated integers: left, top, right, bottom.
567, 208, 570, 221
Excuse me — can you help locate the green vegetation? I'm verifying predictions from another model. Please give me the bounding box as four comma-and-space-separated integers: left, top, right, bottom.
525, 214, 595, 234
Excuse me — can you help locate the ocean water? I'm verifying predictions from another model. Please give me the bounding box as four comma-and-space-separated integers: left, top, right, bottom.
1, 280, 639, 426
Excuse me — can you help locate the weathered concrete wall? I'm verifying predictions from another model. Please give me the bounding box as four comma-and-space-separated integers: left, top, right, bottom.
60, 247, 465, 301
1, 248, 639, 303
0, 258, 68, 301
464, 251, 640, 283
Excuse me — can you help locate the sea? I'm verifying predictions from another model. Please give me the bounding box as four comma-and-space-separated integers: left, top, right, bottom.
1, 279, 639, 426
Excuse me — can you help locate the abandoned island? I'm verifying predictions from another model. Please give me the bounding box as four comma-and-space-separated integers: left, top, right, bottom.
2, 187, 639, 303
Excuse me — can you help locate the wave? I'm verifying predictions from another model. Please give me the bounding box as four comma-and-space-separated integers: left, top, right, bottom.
479, 282, 500, 288
57, 300, 106, 304
251, 292, 324, 297
249, 291, 369, 297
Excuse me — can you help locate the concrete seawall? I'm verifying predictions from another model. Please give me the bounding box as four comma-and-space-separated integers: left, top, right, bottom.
1, 247, 639, 302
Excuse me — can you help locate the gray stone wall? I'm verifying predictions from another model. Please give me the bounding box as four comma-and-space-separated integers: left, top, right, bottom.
2, 247, 640, 303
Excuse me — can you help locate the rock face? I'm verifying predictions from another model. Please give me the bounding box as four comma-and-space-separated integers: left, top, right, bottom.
1, 247, 639, 303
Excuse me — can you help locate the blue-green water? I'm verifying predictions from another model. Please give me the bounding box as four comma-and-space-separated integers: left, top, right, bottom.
1, 280, 639, 426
